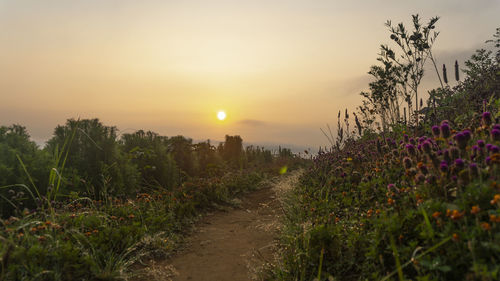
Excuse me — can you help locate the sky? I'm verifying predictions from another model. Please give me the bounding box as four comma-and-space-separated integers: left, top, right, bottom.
0, 0, 498, 150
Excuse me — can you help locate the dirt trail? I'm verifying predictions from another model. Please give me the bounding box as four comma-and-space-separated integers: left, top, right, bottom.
138, 171, 301, 281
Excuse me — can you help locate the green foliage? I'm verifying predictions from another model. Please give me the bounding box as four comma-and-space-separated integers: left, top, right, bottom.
45, 119, 139, 198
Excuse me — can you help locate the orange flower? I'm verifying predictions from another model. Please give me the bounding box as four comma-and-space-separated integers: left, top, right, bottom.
450, 210, 464, 221
30, 227, 37, 233
110, 215, 117, 220
470, 205, 481, 215
45, 221, 52, 226
38, 236, 46, 242
387, 198, 395, 205
432, 211, 442, 219
490, 214, 496, 221
452, 233, 460, 242
375, 209, 381, 215
481, 222, 491, 231
70, 213, 77, 219
85, 232, 92, 237
128, 214, 135, 219
491, 194, 500, 205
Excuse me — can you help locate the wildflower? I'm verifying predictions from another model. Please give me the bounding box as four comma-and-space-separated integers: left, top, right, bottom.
490, 145, 500, 153
432, 125, 440, 137
440, 122, 451, 139
417, 162, 429, 174
486, 156, 492, 166
452, 233, 460, 242
491, 129, 500, 141
128, 214, 135, 219
492, 153, 500, 164
406, 144, 416, 156
450, 210, 464, 220
478, 140, 485, 148
491, 194, 500, 205
455, 158, 465, 170
469, 163, 479, 178
482, 112, 492, 127
387, 184, 396, 191
422, 140, 433, 154
70, 213, 76, 219
110, 215, 117, 220
85, 232, 92, 237
470, 205, 480, 215
490, 214, 497, 222
403, 134, 409, 143
38, 236, 46, 242
387, 198, 395, 205
403, 157, 412, 169
454, 132, 468, 150
481, 222, 491, 231
432, 211, 442, 219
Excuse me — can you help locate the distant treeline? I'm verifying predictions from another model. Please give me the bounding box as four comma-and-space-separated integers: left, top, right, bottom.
0, 118, 297, 217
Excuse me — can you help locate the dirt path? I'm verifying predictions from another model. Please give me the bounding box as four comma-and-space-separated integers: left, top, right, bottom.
138, 171, 301, 281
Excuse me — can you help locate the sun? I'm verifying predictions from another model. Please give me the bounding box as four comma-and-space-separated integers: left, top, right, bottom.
217, 111, 226, 121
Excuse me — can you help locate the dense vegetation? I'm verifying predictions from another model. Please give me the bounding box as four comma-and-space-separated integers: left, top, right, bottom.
0, 118, 302, 280
272, 18, 500, 280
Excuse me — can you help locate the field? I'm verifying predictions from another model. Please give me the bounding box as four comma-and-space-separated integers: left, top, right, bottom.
1, 16, 499, 281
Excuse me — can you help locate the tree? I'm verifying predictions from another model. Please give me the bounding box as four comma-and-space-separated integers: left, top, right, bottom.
382, 14, 440, 126
45, 119, 139, 198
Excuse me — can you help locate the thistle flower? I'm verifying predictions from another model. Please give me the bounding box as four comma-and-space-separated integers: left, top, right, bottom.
491, 128, 500, 141
482, 112, 492, 127
469, 163, 479, 178
406, 144, 417, 156
454, 158, 465, 169
403, 134, 409, 143
454, 132, 468, 150
432, 125, 440, 137
478, 140, 485, 148
403, 157, 413, 169
422, 140, 432, 154
488, 145, 499, 153
440, 122, 451, 139
440, 161, 449, 173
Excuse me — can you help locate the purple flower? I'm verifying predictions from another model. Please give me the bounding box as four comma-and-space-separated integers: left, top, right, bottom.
491, 129, 500, 141
493, 124, 500, 130
486, 156, 492, 165
406, 144, 416, 156
469, 163, 479, 177
478, 140, 485, 148
418, 136, 427, 144
454, 132, 468, 149
455, 158, 465, 169
463, 130, 472, 142
387, 184, 395, 191
422, 140, 433, 154
486, 143, 493, 151
440, 122, 451, 139
440, 161, 449, 173
491, 145, 499, 153
432, 125, 440, 137
482, 112, 492, 126
403, 134, 409, 143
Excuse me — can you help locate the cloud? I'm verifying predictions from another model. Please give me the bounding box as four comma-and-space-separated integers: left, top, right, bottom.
237, 119, 267, 127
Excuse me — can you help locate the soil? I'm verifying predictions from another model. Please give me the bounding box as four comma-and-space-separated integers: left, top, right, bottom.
135, 171, 301, 281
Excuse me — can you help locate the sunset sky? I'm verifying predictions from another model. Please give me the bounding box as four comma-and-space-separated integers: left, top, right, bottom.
1, 0, 498, 150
